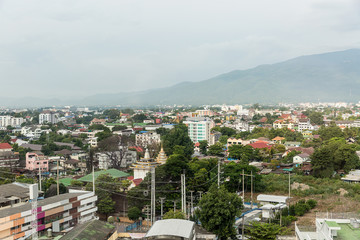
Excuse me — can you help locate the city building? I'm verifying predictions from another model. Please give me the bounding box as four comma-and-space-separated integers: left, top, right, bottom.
183, 117, 215, 143
0, 143, 19, 168
0, 188, 97, 239
25, 152, 49, 172
0, 116, 25, 128
295, 212, 360, 240
135, 131, 161, 147
39, 111, 59, 124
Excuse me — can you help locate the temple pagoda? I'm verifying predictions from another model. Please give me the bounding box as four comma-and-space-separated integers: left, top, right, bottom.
131, 148, 161, 180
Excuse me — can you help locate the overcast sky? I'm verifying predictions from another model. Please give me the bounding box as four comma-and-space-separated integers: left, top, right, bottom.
1, 0, 360, 98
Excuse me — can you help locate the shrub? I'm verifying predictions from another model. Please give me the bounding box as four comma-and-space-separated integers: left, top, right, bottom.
306, 199, 317, 209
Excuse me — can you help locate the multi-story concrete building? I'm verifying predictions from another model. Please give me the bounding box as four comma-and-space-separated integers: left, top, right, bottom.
39, 112, 59, 124
25, 152, 49, 172
183, 117, 215, 143
0, 187, 97, 240
135, 131, 161, 147
0, 116, 25, 128
295, 212, 360, 240
0, 143, 20, 168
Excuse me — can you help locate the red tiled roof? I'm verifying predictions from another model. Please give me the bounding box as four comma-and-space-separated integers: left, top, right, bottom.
129, 146, 144, 152
133, 178, 143, 186
127, 176, 134, 180
0, 143, 12, 149
248, 141, 272, 149
194, 142, 200, 147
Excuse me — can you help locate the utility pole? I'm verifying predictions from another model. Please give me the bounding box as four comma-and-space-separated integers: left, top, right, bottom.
251, 171, 253, 209
92, 165, 95, 193
218, 159, 221, 187
242, 169, 245, 240
288, 172, 291, 206
242, 169, 245, 201
198, 191, 203, 201
151, 167, 156, 224
190, 190, 194, 217
38, 165, 42, 192
181, 174, 186, 214
56, 159, 60, 195
145, 205, 150, 228
160, 197, 165, 219
240, 170, 254, 208
173, 200, 177, 212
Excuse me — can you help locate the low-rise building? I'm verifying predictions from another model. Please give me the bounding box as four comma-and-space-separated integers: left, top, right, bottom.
25, 152, 49, 172
0, 188, 97, 239
295, 212, 360, 240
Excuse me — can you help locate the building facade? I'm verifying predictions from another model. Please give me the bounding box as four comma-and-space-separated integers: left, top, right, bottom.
39, 112, 59, 124
0, 189, 97, 240
0, 116, 25, 128
183, 117, 215, 143
25, 152, 49, 172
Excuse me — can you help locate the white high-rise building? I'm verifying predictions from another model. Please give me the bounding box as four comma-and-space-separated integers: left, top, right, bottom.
39, 111, 59, 124
0, 115, 25, 127
183, 117, 215, 143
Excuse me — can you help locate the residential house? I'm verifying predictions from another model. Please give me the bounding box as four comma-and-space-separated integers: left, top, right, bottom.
0, 143, 19, 168
293, 153, 310, 164
25, 152, 49, 172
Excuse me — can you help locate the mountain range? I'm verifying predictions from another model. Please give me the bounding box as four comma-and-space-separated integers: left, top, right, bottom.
2, 48, 360, 107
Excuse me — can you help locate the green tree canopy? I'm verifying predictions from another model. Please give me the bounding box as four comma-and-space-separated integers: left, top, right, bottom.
128, 206, 142, 221
163, 210, 186, 219
207, 143, 224, 157
163, 124, 194, 158
248, 222, 285, 240
196, 185, 243, 240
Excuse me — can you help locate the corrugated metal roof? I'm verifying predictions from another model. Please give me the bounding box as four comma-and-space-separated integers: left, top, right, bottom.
257, 194, 289, 203
145, 219, 195, 239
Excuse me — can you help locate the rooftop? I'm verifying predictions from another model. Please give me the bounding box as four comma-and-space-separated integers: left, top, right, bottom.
145, 219, 195, 239
60, 220, 115, 240
0, 192, 84, 219
78, 168, 129, 182
336, 223, 360, 240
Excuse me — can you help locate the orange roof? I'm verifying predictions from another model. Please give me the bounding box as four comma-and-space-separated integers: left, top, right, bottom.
272, 136, 285, 141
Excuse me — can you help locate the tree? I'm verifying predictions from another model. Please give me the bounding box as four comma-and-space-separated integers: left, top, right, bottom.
198, 140, 208, 155
128, 206, 142, 221
163, 210, 186, 219
228, 145, 259, 162
112, 125, 127, 131
132, 114, 147, 123
97, 135, 134, 169
196, 185, 243, 240
309, 112, 324, 125
316, 124, 343, 141
162, 124, 194, 159
248, 222, 285, 240
207, 143, 224, 157
103, 109, 121, 120
222, 162, 264, 193
311, 146, 334, 178
98, 195, 115, 219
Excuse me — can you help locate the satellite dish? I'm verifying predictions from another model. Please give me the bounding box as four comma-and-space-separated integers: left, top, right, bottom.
143, 190, 148, 196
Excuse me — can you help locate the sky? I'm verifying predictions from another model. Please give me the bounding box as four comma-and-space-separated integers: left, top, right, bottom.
0, 0, 360, 98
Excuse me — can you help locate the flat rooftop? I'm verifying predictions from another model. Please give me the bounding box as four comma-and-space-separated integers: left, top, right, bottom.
335, 223, 360, 240
0, 192, 84, 219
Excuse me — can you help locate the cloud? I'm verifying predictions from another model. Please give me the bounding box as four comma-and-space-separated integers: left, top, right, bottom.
0, 0, 360, 98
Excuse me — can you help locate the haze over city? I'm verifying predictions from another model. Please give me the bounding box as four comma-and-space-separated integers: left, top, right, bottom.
1, 0, 360, 100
